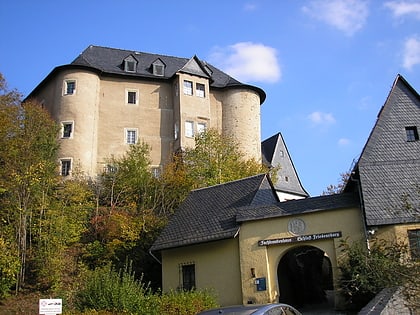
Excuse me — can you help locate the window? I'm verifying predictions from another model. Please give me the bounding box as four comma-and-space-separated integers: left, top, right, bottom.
64, 80, 76, 95
405, 126, 419, 142
62, 122, 73, 138
197, 122, 206, 134
174, 122, 179, 140
125, 129, 138, 144
196, 83, 205, 98
183, 80, 193, 95
124, 60, 136, 72
60, 159, 71, 176
153, 64, 164, 76
104, 164, 117, 173
185, 121, 194, 138
126, 89, 138, 105
408, 229, 420, 259
181, 264, 195, 291
151, 166, 161, 178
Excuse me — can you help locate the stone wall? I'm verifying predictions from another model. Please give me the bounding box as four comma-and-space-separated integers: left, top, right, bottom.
358, 287, 414, 315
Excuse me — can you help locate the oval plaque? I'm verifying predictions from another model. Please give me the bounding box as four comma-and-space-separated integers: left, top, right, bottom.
288, 218, 306, 235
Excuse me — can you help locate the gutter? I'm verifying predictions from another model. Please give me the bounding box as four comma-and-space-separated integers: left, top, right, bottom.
148, 249, 162, 265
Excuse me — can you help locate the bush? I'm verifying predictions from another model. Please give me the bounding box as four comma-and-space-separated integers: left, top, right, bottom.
338, 238, 417, 311
74, 262, 218, 315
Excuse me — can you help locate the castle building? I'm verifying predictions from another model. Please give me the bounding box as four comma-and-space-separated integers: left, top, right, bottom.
151, 75, 420, 309
27, 45, 266, 178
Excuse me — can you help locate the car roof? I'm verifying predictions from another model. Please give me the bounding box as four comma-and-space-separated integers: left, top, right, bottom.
197, 303, 301, 315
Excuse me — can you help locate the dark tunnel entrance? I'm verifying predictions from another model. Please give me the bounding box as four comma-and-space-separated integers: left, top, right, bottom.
277, 245, 333, 307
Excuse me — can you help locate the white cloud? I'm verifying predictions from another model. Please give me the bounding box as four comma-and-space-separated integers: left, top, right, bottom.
338, 138, 350, 146
302, 0, 369, 36
307, 111, 336, 125
403, 36, 420, 70
208, 42, 281, 83
243, 3, 258, 11
384, 1, 420, 20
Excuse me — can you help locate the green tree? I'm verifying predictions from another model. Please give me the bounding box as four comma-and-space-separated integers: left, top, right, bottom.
182, 129, 269, 188
0, 73, 61, 292
322, 172, 350, 195
86, 143, 166, 289
338, 238, 419, 311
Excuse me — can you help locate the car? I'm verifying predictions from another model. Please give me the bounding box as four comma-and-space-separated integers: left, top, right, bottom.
196, 303, 302, 315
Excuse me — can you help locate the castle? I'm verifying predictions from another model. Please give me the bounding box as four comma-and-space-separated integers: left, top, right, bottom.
27, 45, 307, 200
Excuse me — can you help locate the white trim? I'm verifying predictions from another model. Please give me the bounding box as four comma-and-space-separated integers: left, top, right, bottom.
124, 128, 138, 144
59, 158, 72, 176
61, 120, 74, 139
185, 121, 194, 138
125, 88, 139, 105
63, 79, 76, 96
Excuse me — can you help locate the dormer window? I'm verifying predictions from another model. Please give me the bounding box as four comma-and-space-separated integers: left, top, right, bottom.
123, 55, 137, 73
152, 59, 165, 76
405, 126, 419, 142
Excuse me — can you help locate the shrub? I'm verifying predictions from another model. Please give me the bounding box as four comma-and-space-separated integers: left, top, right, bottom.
74, 262, 218, 315
338, 238, 417, 311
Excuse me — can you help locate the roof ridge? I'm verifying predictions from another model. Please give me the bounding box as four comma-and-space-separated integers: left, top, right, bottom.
191, 173, 267, 192
86, 44, 190, 61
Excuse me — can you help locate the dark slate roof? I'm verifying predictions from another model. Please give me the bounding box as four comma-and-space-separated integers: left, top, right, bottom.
354, 75, 420, 226
236, 192, 359, 222
66, 45, 265, 102
151, 174, 278, 251
261, 133, 309, 197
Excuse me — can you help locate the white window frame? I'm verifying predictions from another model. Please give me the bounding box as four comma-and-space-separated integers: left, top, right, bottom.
61, 121, 74, 139
196, 83, 205, 98
124, 60, 136, 72
185, 121, 194, 138
197, 122, 206, 134
126, 89, 139, 105
151, 166, 162, 178
63, 80, 76, 95
60, 158, 72, 176
125, 128, 138, 144
174, 121, 179, 140
153, 64, 164, 76
183, 80, 193, 96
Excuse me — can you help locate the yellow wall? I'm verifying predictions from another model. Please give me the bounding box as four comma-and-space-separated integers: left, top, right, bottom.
373, 223, 420, 259
238, 206, 364, 305
161, 238, 243, 306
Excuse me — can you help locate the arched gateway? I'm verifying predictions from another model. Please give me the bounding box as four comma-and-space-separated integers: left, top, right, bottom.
277, 245, 333, 307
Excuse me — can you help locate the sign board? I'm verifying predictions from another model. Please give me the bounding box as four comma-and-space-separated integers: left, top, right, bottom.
39, 299, 62, 315
258, 231, 342, 246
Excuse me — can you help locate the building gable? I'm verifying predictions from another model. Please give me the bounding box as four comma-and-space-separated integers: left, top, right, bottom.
357, 75, 420, 226
262, 133, 309, 199
178, 56, 211, 79
151, 174, 277, 252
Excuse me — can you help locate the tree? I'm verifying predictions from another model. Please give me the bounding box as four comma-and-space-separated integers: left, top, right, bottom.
322, 172, 350, 195
0, 73, 60, 291
338, 238, 419, 312
86, 143, 166, 289
183, 129, 269, 188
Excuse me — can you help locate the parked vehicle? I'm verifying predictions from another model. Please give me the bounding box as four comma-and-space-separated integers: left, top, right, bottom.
197, 303, 302, 315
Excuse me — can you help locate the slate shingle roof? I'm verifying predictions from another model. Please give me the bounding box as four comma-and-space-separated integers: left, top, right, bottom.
236, 192, 359, 222
262, 133, 309, 197
27, 45, 266, 102
151, 174, 278, 251
354, 75, 420, 226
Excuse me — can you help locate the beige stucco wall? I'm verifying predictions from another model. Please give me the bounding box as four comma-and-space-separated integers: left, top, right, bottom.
30, 68, 263, 178
221, 89, 262, 162
97, 77, 174, 171
161, 238, 243, 306
238, 206, 364, 306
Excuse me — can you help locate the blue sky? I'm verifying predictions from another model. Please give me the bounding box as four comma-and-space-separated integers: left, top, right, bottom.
1, 0, 420, 196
